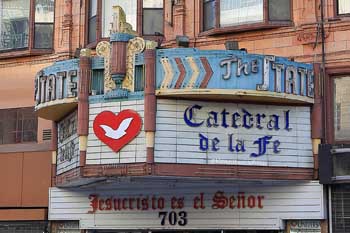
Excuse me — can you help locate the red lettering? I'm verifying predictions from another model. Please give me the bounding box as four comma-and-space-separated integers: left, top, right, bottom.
98, 199, 105, 211
171, 197, 178, 209
114, 198, 121, 210
129, 198, 135, 210
212, 191, 228, 209
152, 196, 157, 210
194, 194, 205, 209
237, 192, 245, 209
136, 197, 141, 210
87, 192, 264, 213
178, 197, 184, 209
193, 196, 200, 209
105, 198, 112, 210
257, 195, 264, 208
199, 193, 205, 209
229, 196, 235, 209
158, 197, 165, 209
88, 194, 98, 213
142, 198, 149, 210
247, 195, 255, 208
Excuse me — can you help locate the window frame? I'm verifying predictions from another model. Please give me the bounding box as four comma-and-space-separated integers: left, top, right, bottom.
85, 0, 164, 48
326, 67, 350, 144
0, 0, 55, 58
0, 107, 38, 145
334, 0, 350, 17
200, 0, 293, 36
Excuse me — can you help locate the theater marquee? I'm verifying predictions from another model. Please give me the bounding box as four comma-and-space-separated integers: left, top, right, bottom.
155, 99, 312, 168
49, 181, 324, 230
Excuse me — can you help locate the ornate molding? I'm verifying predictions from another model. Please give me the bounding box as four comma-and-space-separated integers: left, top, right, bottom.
122, 37, 146, 91
145, 40, 158, 50
80, 48, 91, 57
296, 24, 330, 46
96, 41, 116, 93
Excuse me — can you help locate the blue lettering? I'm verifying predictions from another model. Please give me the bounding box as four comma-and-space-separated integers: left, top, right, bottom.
284, 110, 292, 131
242, 109, 253, 129
212, 137, 220, 151
232, 112, 241, 128
221, 109, 229, 128
273, 140, 281, 153
251, 136, 273, 157
267, 114, 280, 130
256, 113, 266, 129
184, 105, 204, 127
207, 111, 219, 127
199, 133, 208, 151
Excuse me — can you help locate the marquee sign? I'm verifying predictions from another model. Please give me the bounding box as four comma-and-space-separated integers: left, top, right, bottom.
34, 59, 79, 120
49, 181, 324, 230
155, 99, 313, 168
156, 49, 314, 103
56, 110, 79, 175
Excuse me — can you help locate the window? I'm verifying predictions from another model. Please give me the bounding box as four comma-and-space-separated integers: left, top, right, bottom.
91, 69, 104, 95
333, 77, 350, 141
337, 0, 350, 15
0, 107, 37, 144
0, 0, 54, 52
202, 0, 291, 33
332, 151, 350, 177
88, 0, 97, 43
87, 0, 164, 45
34, 0, 54, 48
134, 65, 145, 91
332, 184, 350, 233
143, 0, 163, 35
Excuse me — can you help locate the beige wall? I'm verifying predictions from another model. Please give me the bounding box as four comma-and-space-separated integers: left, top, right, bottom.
0, 151, 51, 208
0, 63, 51, 109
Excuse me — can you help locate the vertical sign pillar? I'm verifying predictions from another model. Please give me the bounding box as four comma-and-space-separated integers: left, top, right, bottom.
78, 49, 91, 167
144, 49, 156, 164
110, 33, 134, 88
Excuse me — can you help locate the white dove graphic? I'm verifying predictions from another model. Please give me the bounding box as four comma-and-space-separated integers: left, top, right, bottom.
100, 117, 133, 140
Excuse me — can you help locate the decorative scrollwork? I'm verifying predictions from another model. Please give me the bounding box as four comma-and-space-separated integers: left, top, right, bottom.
122, 37, 146, 91
145, 40, 158, 50
96, 41, 116, 93
80, 48, 91, 57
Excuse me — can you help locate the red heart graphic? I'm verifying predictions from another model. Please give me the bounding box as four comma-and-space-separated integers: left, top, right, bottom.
93, 110, 142, 152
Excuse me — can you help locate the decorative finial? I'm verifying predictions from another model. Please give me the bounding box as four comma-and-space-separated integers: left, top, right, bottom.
80, 48, 91, 57
110, 5, 137, 36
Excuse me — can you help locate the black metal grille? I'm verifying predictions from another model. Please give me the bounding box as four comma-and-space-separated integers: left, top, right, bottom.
332, 184, 350, 233
0, 221, 48, 233
42, 129, 52, 141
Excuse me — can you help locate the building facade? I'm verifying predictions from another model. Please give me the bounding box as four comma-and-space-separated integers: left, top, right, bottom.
1, 0, 350, 233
